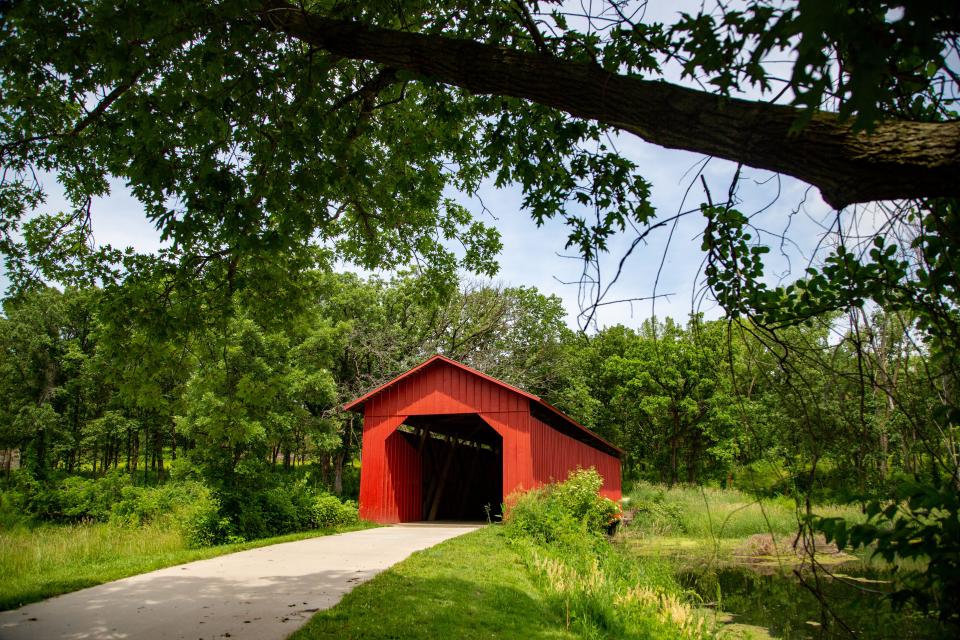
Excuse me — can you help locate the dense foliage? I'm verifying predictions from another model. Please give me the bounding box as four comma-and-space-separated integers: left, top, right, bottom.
505, 468, 620, 545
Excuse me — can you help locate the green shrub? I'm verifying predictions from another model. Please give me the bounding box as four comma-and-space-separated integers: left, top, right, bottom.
553, 468, 620, 531
5, 467, 359, 547
110, 481, 212, 527
9, 469, 130, 522
215, 476, 322, 540
505, 468, 619, 546
258, 484, 313, 534
57, 476, 111, 520
180, 486, 239, 547
311, 494, 359, 528
0, 489, 30, 529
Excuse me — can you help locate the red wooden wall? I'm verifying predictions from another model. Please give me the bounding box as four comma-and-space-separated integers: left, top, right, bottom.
356, 358, 622, 523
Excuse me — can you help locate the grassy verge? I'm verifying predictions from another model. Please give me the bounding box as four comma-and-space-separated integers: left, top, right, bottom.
290, 526, 578, 640
0, 519, 373, 611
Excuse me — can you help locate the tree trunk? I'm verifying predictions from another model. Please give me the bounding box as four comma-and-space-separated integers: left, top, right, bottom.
686, 436, 700, 485
879, 431, 889, 482
259, 2, 960, 208
319, 453, 330, 486
333, 451, 345, 496
668, 436, 679, 487
155, 427, 164, 479
143, 428, 149, 482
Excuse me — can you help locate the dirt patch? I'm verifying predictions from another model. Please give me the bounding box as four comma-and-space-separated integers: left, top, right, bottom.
735, 532, 840, 557
732, 533, 853, 572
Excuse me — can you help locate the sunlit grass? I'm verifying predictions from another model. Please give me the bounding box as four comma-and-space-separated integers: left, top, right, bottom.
291, 526, 577, 640
0, 519, 373, 610
625, 481, 864, 540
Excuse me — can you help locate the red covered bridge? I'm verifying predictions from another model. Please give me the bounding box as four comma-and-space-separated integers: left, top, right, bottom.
345, 355, 622, 523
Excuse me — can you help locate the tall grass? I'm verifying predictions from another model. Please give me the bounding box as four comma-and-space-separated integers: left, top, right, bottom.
0, 520, 183, 609
503, 470, 717, 639
0, 518, 373, 611
1, 520, 182, 578
522, 541, 714, 639
626, 481, 863, 540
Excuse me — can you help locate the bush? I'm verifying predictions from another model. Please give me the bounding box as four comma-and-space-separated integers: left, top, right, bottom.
552, 468, 620, 531
110, 481, 212, 527
180, 485, 240, 547
258, 483, 315, 535
4, 467, 361, 547
312, 494, 359, 528
0, 489, 30, 529
218, 477, 322, 540
505, 468, 619, 545
57, 475, 115, 521
8, 469, 129, 522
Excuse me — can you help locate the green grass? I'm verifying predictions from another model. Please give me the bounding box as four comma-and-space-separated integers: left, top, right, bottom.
622, 481, 868, 574
618, 483, 952, 639
0, 519, 373, 611
625, 481, 863, 540
290, 526, 578, 640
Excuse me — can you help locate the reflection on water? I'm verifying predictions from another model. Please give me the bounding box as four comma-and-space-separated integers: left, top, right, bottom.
679, 563, 951, 639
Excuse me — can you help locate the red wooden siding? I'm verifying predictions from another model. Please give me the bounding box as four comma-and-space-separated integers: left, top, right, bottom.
358, 415, 422, 523
530, 415, 621, 500
362, 360, 528, 417
353, 356, 622, 523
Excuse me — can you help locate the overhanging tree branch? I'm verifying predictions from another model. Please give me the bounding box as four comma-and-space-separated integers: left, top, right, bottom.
259, 2, 960, 209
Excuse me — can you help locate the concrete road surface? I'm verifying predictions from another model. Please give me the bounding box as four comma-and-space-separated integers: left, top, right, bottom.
0, 524, 482, 640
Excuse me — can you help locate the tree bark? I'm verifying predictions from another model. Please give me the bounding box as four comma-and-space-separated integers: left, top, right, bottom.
333, 451, 345, 496
259, 3, 960, 208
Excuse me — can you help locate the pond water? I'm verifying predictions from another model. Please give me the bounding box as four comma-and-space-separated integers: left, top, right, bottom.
678, 563, 951, 639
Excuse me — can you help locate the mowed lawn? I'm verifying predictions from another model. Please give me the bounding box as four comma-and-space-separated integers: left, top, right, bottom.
291, 526, 577, 640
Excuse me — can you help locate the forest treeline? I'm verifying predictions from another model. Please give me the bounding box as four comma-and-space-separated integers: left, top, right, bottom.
2, 268, 958, 618
0, 270, 944, 501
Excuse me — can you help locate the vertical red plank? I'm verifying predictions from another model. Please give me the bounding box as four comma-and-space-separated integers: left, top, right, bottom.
468, 370, 476, 409
526, 414, 622, 501
359, 412, 406, 522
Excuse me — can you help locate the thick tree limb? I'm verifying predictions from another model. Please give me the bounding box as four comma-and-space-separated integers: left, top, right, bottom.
260, 3, 960, 208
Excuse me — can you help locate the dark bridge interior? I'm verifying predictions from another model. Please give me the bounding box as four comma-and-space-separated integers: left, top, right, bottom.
398, 413, 503, 521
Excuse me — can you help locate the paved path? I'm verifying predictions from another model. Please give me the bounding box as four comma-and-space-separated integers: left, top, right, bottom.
0, 524, 482, 640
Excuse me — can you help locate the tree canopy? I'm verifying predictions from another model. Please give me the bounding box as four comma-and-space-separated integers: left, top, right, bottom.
2, 1, 958, 299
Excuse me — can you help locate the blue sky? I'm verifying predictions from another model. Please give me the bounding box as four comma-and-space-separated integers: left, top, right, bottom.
458, 138, 834, 330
